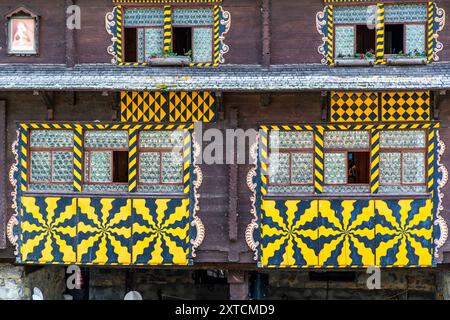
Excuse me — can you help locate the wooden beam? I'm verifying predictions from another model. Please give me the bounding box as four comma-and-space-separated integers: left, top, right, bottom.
40, 92, 55, 120
228, 107, 238, 242
261, 0, 271, 67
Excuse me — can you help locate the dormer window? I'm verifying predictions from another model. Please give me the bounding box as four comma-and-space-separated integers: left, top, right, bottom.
106, 3, 231, 67
317, 2, 442, 66
6, 7, 39, 56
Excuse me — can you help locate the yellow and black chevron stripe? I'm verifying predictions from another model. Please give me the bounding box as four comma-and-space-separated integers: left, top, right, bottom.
213, 5, 220, 67
375, 3, 385, 65
327, 5, 334, 65
428, 127, 436, 194
163, 5, 173, 53
73, 126, 83, 192
116, 6, 124, 65
19, 124, 29, 192
262, 123, 439, 132
314, 126, 325, 194
259, 128, 269, 196
370, 129, 380, 194
183, 130, 191, 195
427, 1, 434, 63
128, 126, 140, 193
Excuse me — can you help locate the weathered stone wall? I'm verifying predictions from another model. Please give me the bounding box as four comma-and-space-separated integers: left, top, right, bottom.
0, 263, 66, 300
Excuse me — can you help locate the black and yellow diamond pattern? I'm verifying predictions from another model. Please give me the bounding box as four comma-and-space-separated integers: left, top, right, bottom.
330, 92, 379, 123
120, 91, 217, 123
381, 92, 431, 122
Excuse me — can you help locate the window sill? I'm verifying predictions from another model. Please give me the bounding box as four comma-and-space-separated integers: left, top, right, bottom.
334, 59, 374, 67
385, 57, 427, 66
263, 193, 431, 201
147, 56, 192, 66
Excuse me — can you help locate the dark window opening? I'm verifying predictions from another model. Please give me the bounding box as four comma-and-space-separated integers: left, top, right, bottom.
113, 151, 129, 183
348, 152, 370, 184
356, 25, 375, 54
172, 27, 192, 56
385, 24, 404, 54
124, 28, 137, 62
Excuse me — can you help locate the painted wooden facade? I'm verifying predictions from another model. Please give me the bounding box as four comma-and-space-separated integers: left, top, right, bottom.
0, 1, 449, 292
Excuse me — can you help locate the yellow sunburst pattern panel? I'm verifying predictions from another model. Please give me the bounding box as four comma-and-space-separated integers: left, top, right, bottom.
260, 200, 319, 268
381, 92, 431, 122
77, 198, 132, 265
132, 198, 190, 266
20, 197, 77, 264
375, 199, 433, 267
330, 92, 379, 122
318, 200, 375, 267
120, 91, 217, 123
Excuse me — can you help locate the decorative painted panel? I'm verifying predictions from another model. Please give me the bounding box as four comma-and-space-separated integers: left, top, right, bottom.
318, 200, 375, 267
260, 200, 319, 268
330, 92, 378, 123
335, 26, 354, 58
381, 92, 431, 122
193, 28, 213, 63
120, 91, 217, 123
330, 91, 431, 123
405, 24, 426, 55
132, 198, 190, 265
385, 4, 427, 23
375, 199, 433, 267
78, 198, 132, 264
20, 197, 77, 264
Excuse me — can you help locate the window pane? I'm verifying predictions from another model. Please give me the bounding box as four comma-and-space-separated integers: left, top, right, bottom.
124, 8, 164, 27
162, 152, 183, 183
139, 130, 184, 148
380, 152, 401, 184
324, 153, 347, 184
89, 151, 112, 182
30, 130, 73, 148
139, 152, 160, 183
172, 8, 214, 25
402, 152, 425, 184
52, 151, 73, 183
324, 131, 370, 149
380, 130, 425, 148
85, 130, 128, 149
335, 26, 355, 58
379, 185, 427, 194
385, 4, 427, 23
145, 28, 164, 58
334, 6, 373, 24
291, 153, 313, 184
405, 24, 425, 55
269, 153, 290, 184
30, 151, 51, 182
269, 131, 314, 149
193, 28, 212, 63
